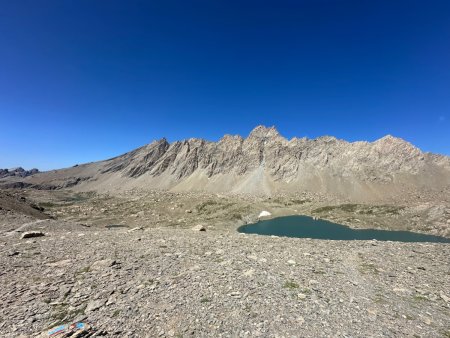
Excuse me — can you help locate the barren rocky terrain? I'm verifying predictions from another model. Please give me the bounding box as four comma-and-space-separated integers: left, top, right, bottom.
1, 126, 449, 337
1, 216, 449, 337
0, 187, 449, 337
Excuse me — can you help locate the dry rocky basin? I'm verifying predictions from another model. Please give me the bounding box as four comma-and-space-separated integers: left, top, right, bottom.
0, 189, 449, 337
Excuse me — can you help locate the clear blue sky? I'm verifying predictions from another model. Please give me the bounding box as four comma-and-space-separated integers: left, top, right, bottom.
1, 0, 449, 170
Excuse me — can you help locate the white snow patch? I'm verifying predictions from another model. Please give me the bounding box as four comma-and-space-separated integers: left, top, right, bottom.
258, 210, 272, 218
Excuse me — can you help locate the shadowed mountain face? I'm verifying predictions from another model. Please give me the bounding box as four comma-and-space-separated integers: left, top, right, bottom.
4, 126, 450, 199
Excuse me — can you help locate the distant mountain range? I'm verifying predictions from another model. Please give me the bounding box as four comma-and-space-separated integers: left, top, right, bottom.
2, 126, 449, 200
0, 167, 39, 178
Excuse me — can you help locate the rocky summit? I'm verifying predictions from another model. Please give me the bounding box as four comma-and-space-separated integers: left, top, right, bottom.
3, 126, 449, 200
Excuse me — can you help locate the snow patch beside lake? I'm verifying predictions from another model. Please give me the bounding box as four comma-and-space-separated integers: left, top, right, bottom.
258, 211, 271, 218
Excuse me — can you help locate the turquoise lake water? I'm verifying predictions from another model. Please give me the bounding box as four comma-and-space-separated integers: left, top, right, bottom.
238, 215, 450, 243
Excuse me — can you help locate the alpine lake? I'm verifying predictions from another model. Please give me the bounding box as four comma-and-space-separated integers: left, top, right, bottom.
238, 215, 450, 243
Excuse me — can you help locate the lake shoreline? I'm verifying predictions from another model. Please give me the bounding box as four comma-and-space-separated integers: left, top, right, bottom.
238, 215, 450, 243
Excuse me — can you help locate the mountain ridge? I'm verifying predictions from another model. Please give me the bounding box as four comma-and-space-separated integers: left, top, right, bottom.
2, 125, 449, 200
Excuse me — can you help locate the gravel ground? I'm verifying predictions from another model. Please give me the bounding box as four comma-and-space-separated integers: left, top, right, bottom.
1, 220, 449, 337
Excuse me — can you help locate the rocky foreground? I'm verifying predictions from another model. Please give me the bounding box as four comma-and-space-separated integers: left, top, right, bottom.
1, 219, 449, 337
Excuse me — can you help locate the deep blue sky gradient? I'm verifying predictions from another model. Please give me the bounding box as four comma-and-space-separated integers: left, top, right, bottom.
1, 0, 449, 170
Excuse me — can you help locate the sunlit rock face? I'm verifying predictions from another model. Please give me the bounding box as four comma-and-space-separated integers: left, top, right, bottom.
7, 125, 450, 199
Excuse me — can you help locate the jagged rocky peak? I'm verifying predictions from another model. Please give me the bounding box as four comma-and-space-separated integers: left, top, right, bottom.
373, 134, 420, 155
145, 137, 170, 149
247, 125, 281, 139
374, 134, 420, 149
142, 137, 170, 155
288, 136, 309, 146
218, 134, 244, 150
184, 137, 209, 147
153, 137, 170, 145
220, 134, 243, 142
